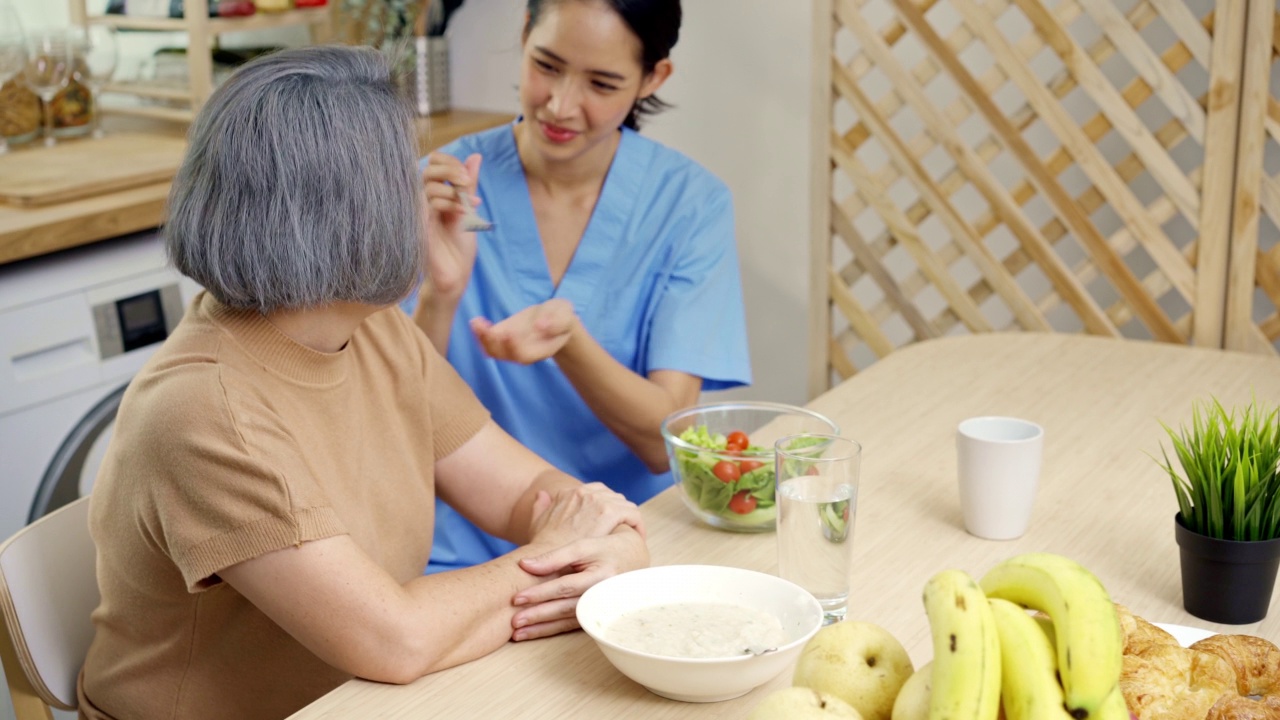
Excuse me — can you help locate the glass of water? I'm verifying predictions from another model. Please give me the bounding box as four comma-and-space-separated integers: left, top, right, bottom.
775, 434, 861, 625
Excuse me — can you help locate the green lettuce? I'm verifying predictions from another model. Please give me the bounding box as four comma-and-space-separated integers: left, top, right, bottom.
675, 425, 776, 525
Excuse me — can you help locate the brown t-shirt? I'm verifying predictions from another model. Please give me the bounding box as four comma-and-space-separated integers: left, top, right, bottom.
76, 293, 489, 720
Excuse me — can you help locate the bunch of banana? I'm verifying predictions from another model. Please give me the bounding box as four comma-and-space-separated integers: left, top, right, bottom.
918, 554, 1127, 720
980, 553, 1125, 720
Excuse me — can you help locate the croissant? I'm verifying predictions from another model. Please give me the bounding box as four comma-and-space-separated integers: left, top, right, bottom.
1121, 643, 1237, 720
1204, 695, 1280, 720
1116, 604, 1182, 657
1187, 635, 1280, 720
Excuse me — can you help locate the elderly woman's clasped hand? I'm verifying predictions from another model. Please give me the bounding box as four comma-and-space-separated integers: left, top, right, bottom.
509, 484, 649, 641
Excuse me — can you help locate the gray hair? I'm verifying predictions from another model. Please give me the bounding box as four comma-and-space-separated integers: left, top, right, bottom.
165, 45, 422, 313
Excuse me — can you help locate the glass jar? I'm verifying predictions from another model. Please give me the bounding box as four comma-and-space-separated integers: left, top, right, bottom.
51, 74, 93, 138
0, 80, 41, 147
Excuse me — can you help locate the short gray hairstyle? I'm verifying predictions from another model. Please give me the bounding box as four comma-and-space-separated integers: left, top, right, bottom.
165, 45, 422, 313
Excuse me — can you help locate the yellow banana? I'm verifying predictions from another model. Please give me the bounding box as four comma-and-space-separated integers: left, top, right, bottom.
923, 569, 1000, 720
1093, 685, 1130, 720
979, 553, 1123, 720
988, 598, 1072, 720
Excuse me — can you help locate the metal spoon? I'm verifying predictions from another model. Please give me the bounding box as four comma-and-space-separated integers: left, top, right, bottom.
456, 188, 494, 233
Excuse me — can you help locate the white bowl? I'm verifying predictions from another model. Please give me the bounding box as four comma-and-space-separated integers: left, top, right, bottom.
575, 564, 824, 703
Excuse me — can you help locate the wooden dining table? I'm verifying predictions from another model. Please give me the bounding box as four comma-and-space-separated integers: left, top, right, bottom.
288, 333, 1280, 719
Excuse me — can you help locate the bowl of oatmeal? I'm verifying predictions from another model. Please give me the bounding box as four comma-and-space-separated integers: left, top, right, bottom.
575, 564, 823, 703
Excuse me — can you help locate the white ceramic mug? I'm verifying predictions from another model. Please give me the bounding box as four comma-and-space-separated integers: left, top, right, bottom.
956, 416, 1044, 540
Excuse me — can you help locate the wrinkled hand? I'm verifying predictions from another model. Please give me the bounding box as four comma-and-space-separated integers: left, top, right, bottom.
526, 482, 645, 548
470, 299, 577, 364
509, 528, 650, 641
422, 152, 483, 299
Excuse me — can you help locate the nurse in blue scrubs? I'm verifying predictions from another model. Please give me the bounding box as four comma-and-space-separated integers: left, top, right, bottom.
405, 0, 750, 573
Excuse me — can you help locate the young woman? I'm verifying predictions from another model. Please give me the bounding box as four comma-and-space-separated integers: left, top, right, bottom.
408, 0, 751, 573
77, 46, 647, 720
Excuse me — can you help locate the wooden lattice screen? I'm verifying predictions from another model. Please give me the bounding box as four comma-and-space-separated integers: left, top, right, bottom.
1224, 1, 1280, 353
809, 0, 1280, 394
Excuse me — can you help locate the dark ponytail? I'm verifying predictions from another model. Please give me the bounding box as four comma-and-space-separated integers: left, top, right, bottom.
525, 0, 681, 131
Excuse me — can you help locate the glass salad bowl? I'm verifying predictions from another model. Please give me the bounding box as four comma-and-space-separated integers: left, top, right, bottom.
660, 401, 840, 533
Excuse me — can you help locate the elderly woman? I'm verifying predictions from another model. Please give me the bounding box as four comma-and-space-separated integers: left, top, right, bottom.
75, 46, 648, 720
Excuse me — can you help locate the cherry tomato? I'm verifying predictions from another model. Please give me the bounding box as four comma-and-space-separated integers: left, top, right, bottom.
722, 447, 742, 457
738, 459, 765, 473
712, 461, 741, 483
728, 490, 758, 515
725, 431, 750, 452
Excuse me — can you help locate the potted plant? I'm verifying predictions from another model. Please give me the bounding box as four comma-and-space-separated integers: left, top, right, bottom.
1158, 397, 1280, 624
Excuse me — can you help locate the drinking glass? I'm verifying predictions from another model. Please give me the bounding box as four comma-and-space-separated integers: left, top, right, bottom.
775, 434, 861, 625
24, 30, 74, 148
72, 25, 117, 139
0, 2, 26, 154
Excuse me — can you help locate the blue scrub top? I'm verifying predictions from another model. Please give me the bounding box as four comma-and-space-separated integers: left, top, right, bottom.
410, 123, 751, 573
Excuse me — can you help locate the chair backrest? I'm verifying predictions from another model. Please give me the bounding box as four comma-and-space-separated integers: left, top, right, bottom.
0, 497, 97, 719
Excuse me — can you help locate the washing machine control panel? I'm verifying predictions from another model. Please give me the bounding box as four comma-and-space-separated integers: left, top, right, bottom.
91, 284, 183, 359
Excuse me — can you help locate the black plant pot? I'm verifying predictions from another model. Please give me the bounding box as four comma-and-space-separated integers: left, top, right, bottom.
1175, 513, 1280, 624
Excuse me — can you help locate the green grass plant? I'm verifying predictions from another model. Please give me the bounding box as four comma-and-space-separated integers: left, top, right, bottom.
1158, 398, 1280, 541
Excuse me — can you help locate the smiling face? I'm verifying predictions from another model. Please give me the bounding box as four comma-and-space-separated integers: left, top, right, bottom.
518, 0, 671, 164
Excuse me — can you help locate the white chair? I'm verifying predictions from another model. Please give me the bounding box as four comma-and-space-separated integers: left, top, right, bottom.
0, 497, 97, 720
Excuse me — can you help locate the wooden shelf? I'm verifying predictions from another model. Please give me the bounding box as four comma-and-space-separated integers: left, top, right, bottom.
0, 110, 516, 266
69, 0, 335, 117
103, 81, 192, 102
104, 104, 196, 124
88, 7, 331, 34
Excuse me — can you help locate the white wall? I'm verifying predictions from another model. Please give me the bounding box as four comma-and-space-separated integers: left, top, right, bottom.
643, 1, 814, 407
450, 0, 815, 406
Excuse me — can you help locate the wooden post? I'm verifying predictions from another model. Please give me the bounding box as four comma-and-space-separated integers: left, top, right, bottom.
1193, 1, 1249, 349
310, 5, 336, 45
66, 0, 87, 27
183, 0, 214, 112
808, 0, 835, 399
1223, 0, 1275, 354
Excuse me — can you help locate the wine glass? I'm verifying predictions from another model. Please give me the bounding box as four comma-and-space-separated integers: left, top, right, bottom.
23, 30, 74, 148
72, 25, 117, 139
0, 2, 26, 154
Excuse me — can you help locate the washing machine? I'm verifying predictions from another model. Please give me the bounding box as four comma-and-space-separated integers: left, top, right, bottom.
0, 229, 200, 544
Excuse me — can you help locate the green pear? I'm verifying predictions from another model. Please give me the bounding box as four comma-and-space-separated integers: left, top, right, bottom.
890, 662, 931, 720
747, 687, 864, 720
792, 621, 915, 720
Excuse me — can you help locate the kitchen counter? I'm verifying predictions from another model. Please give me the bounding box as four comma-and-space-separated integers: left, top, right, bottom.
0, 109, 515, 266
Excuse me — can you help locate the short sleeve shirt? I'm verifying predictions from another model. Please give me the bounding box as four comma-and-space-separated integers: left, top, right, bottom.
417, 124, 751, 572
78, 294, 489, 720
